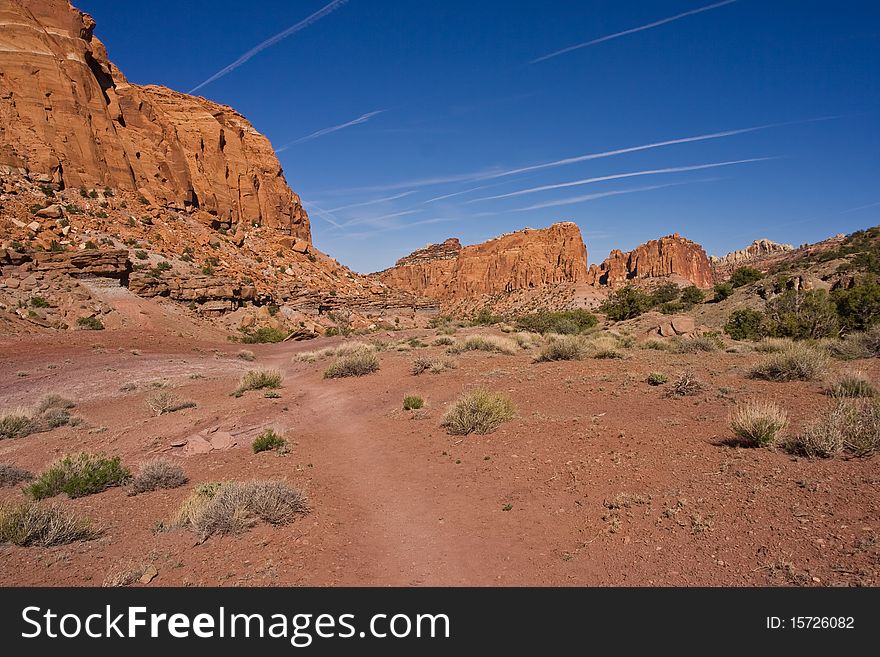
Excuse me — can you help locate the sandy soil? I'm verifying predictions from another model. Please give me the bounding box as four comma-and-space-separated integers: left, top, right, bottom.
1, 321, 878, 587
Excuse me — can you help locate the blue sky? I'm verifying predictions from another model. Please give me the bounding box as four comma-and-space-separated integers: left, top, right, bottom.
78, 0, 880, 272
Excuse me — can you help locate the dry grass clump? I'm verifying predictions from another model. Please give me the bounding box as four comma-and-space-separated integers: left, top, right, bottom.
324, 348, 380, 378
729, 400, 788, 447
237, 349, 256, 361
754, 337, 794, 353
233, 369, 283, 396
169, 480, 307, 541
509, 332, 543, 349
447, 334, 518, 355
334, 341, 377, 356
665, 371, 706, 397
0, 411, 34, 440
750, 343, 830, 381
411, 356, 433, 375
441, 389, 516, 435
670, 335, 720, 354
102, 562, 152, 587
535, 335, 586, 362
128, 459, 188, 495
433, 336, 455, 346
0, 501, 97, 546
0, 463, 34, 487
403, 395, 424, 410
27, 452, 131, 500
640, 339, 671, 351
146, 389, 197, 415
36, 394, 75, 414
430, 359, 457, 374
827, 371, 875, 398
784, 399, 880, 458
293, 347, 337, 362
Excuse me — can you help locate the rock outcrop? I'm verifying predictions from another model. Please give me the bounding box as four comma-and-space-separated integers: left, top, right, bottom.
0, 0, 310, 238
375, 222, 589, 302
587, 233, 714, 289
710, 239, 794, 277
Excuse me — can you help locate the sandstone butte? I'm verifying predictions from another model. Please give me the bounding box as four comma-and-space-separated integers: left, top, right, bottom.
586, 233, 715, 289
0, 0, 310, 240
374, 222, 590, 301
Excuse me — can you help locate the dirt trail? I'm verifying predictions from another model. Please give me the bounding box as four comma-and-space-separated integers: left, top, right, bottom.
300, 385, 473, 585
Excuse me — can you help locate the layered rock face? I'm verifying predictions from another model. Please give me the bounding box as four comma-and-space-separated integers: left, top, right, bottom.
375, 222, 589, 302
710, 239, 794, 277
0, 0, 309, 238
587, 233, 714, 289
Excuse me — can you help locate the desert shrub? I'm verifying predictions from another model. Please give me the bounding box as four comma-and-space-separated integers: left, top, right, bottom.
170, 480, 307, 540
324, 349, 380, 378
30, 296, 50, 308
293, 347, 337, 362
670, 336, 719, 353
729, 267, 764, 288
441, 389, 516, 435
713, 282, 734, 302
763, 289, 839, 340
252, 428, 287, 453
586, 335, 626, 359
724, 308, 765, 341
237, 349, 256, 361
35, 394, 75, 414
0, 412, 34, 440
821, 336, 873, 361
729, 401, 787, 447
403, 395, 424, 410
854, 326, 880, 357
509, 332, 543, 349
785, 400, 880, 458
411, 356, 433, 375
128, 460, 188, 495
146, 390, 196, 415
447, 334, 518, 355
134, 249, 148, 260
641, 339, 671, 351
0, 502, 97, 547
680, 286, 706, 305
827, 372, 875, 398
28, 453, 130, 500
647, 372, 668, 386
471, 307, 502, 326
234, 369, 283, 396
77, 315, 104, 330
40, 407, 72, 429
833, 276, 880, 331
649, 282, 680, 305
665, 371, 706, 397
429, 359, 457, 374
239, 327, 290, 343
514, 309, 598, 335
433, 336, 455, 346
334, 341, 376, 357
0, 464, 34, 487
535, 335, 586, 362
754, 337, 793, 353
600, 286, 652, 321
750, 343, 829, 381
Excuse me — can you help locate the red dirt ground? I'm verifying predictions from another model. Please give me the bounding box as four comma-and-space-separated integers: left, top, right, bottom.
1, 325, 878, 587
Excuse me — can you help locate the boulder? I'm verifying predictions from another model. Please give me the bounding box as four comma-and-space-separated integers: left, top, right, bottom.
34, 204, 64, 219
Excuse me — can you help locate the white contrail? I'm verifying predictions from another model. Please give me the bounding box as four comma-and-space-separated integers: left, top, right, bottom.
303, 202, 345, 229
471, 157, 772, 202
276, 110, 385, 151
530, 0, 737, 64
513, 180, 712, 211
327, 192, 413, 212
189, 0, 350, 93
337, 209, 423, 229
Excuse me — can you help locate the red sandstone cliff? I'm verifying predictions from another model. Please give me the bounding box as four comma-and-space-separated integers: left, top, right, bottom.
0, 0, 309, 238
586, 233, 714, 289
375, 222, 589, 301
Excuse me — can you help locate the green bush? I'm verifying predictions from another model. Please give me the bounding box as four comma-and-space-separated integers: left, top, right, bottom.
27, 453, 131, 500
514, 309, 598, 334
30, 296, 50, 308
239, 327, 290, 343
0, 413, 33, 440
833, 276, 880, 331
252, 429, 287, 453
441, 389, 516, 435
729, 267, 764, 288
713, 282, 733, 302
647, 372, 668, 386
680, 286, 706, 306
763, 289, 839, 340
134, 249, 148, 260
471, 308, 502, 326
649, 282, 680, 305
403, 395, 424, 410
77, 316, 104, 330
600, 286, 652, 321
724, 308, 764, 340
